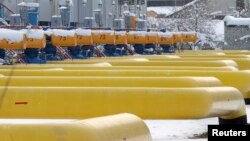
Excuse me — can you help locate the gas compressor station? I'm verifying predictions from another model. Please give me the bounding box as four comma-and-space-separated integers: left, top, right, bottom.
0, 0, 249, 141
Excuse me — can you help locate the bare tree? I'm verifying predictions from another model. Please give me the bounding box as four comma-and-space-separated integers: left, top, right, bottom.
148, 0, 220, 48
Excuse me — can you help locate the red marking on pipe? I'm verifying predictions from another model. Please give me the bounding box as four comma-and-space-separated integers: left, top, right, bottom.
15, 102, 28, 105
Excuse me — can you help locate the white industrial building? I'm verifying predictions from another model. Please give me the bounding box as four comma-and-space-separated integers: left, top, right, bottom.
1, 0, 147, 27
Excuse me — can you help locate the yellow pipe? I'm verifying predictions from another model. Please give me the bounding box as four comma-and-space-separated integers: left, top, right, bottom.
96, 55, 181, 59
211, 50, 250, 55
108, 55, 250, 70
54, 57, 249, 69
4, 62, 112, 67
179, 55, 250, 58
0, 66, 238, 71
1, 70, 249, 102
175, 50, 250, 55
0, 76, 222, 87
47, 60, 238, 68
0, 113, 152, 141
175, 52, 226, 56
80, 56, 250, 70
141, 58, 250, 70
0, 87, 247, 125
176, 50, 250, 53
87, 54, 250, 59
105, 54, 250, 59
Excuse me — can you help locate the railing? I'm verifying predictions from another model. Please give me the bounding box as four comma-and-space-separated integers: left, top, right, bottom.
56, 46, 72, 59
0, 3, 14, 21
94, 46, 106, 57
5, 49, 26, 64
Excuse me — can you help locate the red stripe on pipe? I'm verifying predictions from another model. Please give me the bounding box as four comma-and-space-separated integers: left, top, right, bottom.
15, 102, 28, 105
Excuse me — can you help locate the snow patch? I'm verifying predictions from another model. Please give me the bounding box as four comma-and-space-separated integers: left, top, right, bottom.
123, 10, 136, 16
17, 2, 39, 7
85, 17, 94, 20
44, 29, 53, 36
158, 32, 173, 37
52, 15, 61, 18
89, 63, 112, 67
92, 30, 114, 35
128, 31, 147, 36
182, 32, 196, 35
20, 29, 44, 39
26, 2, 39, 7
145, 106, 250, 141
93, 9, 101, 12
147, 6, 182, 16
224, 16, 250, 26
0, 29, 25, 43
17, 2, 27, 6
213, 20, 224, 42
0, 18, 9, 26
115, 31, 127, 36
147, 0, 199, 16
75, 29, 92, 36
51, 29, 75, 37
147, 32, 158, 36
145, 118, 216, 141
10, 14, 20, 17
210, 11, 222, 15
240, 35, 250, 40
59, 6, 68, 10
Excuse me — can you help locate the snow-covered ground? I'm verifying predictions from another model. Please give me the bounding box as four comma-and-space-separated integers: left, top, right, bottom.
213, 20, 224, 42
146, 106, 250, 141
146, 118, 215, 141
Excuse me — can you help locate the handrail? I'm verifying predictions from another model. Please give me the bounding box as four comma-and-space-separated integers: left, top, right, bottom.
0, 3, 15, 14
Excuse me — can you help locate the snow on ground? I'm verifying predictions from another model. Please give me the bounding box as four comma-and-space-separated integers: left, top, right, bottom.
145, 105, 250, 141
213, 20, 224, 42
145, 118, 216, 141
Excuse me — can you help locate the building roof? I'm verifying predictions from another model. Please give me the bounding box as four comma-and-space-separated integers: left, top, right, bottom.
224, 16, 250, 26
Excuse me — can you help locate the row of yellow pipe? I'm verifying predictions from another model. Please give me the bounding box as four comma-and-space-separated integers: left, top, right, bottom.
0, 69, 250, 100
0, 51, 249, 123
52, 30, 197, 47
1, 45, 250, 140
0, 28, 197, 49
